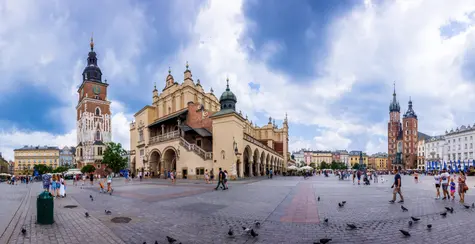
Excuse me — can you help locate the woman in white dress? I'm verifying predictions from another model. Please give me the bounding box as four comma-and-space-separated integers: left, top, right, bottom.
59, 175, 66, 198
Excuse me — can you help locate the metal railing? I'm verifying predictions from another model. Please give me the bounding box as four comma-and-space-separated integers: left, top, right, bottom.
179, 138, 213, 160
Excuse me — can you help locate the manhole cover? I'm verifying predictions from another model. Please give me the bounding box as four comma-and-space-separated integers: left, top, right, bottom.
64, 205, 78, 209
111, 217, 132, 223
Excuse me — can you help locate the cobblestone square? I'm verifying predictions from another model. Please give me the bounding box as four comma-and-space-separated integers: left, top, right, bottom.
3, 175, 475, 244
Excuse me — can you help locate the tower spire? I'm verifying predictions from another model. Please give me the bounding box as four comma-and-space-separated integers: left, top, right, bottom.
90, 33, 94, 51
226, 77, 230, 91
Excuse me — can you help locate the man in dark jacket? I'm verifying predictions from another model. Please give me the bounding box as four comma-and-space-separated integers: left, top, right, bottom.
215, 168, 226, 190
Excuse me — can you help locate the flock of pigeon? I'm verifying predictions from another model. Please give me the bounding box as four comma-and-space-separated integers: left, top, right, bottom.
398, 202, 475, 237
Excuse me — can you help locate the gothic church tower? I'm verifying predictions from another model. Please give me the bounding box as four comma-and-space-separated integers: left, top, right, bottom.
75, 37, 112, 169
388, 83, 401, 170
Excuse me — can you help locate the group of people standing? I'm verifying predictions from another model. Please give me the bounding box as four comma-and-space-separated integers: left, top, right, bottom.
42, 173, 66, 198
434, 169, 467, 203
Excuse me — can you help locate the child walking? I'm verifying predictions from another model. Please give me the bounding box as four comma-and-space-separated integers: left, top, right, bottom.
450, 178, 456, 200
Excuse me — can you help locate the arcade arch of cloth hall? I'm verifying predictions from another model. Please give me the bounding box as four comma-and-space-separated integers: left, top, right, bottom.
239, 142, 285, 178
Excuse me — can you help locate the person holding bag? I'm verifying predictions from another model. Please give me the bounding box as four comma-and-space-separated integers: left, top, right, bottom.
458, 171, 467, 203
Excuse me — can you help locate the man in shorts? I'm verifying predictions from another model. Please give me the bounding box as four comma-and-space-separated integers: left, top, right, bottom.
440, 169, 450, 200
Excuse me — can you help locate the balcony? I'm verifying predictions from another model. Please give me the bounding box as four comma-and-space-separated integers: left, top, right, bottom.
149, 130, 180, 145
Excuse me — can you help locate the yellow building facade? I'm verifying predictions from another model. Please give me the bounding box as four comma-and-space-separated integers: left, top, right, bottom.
14, 146, 60, 175
349, 154, 368, 167
311, 151, 332, 167
375, 157, 388, 170
129, 64, 289, 180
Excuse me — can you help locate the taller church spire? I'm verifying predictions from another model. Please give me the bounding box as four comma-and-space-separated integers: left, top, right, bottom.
389, 82, 400, 113
82, 34, 103, 82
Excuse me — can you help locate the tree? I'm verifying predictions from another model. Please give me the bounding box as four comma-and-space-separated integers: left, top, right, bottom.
34, 164, 52, 175
102, 142, 128, 173
309, 162, 316, 169
81, 165, 96, 174
320, 161, 328, 169
53, 166, 69, 173
352, 163, 360, 170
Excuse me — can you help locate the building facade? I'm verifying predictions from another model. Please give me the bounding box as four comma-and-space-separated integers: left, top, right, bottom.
0, 152, 9, 174
423, 135, 445, 169
310, 151, 332, 167
129, 64, 288, 179
333, 150, 349, 167
59, 146, 75, 167
75, 38, 111, 170
291, 149, 305, 165
13, 146, 60, 175
349, 151, 368, 167
387, 84, 425, 170
369, 152, 388, 170
444, 125, 475, 163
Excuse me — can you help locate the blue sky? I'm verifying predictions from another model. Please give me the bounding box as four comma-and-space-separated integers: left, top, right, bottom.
2, 0, 475, 160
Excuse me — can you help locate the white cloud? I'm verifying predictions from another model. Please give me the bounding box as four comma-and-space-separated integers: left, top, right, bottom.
5, 0, 475, 161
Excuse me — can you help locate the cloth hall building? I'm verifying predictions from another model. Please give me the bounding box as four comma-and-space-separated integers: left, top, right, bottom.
129, 64, 289, 179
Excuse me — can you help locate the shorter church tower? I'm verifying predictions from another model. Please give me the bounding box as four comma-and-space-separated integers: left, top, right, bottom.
402, 98, 418, 169
75, 37, 112, 169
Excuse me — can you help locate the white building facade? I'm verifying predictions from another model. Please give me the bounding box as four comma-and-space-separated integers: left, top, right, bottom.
444, 125, 475, 163
424, 136, 445, 169
292, 149, 305, 166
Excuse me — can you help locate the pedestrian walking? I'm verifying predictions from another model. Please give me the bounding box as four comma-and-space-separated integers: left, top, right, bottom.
89, 173, 94, 186
389, 168, 404, 203
458, 171, 467, 204
204, 169, 210, 184
440, 169, 450, 200
215, 168, 226, 190
223, 170, 229, 189
107, 172, 114, 194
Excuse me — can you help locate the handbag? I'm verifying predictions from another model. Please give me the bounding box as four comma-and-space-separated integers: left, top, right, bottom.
463, 184, 469, 191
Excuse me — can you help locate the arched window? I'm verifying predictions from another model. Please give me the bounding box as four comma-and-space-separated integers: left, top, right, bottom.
95, 131, 101, 141
95, 107, 101, 116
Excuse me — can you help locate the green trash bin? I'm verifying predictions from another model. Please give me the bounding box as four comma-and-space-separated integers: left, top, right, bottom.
37, 191, 54, 225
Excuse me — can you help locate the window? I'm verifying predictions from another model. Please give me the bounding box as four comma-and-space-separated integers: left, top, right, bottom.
98, 147, 103, 156
139, 130, 144, 141
95, 131, 101, 141
195, 168, 205, 175
448, 154, 451, 160
448, 146, 450, 151
465, 144, 468, 149
140, 149, 144, 157
95, 107, 101, 116
406, 121, 408, 127
465, 137, 467, 141
470, 152, 473, 159
471, 143, 473, 149
196, 139, 202, 147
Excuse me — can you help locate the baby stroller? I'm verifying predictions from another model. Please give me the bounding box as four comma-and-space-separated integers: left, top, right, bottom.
363, 174, 371, 185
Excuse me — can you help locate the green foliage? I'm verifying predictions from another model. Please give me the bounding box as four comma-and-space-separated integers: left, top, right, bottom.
330, 161, 347, 170
34, 164, 52, 175
52, 166, 69, 173
319, 161, 329, 169
102, 142, 128, 173
81, 165, 96, 174
309, 162, 316, 169
352, 163, 360, 170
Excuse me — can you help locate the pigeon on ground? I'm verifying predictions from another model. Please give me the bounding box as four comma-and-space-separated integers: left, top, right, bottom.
347, 224, 357, 230
408, 221, 413, 226
255, 222, 260, 228
449, 207, 454, 213
318, 196, 320, 201
427, 224, 432, 229
21, 228, 26, 235
472, 203, 474, 208
463, 204, 470, 209
440, 212, 447, 217
90, 195, 92, 198
143, 242, 146, 244
85, 212, 89, 218
105, 210, 112, 215
410, 217, 420, 221
401, 206, 408, 212
242, 227, 251, 233
166, 236, 177, 243
250, 229, 258, 237
399, 229, 411, 237
228, 228, 233, 236
155, 241, 158, 244
319, 238, 332, 244
444, 207, 451, 211
338, 203, 344, 207
324, 218, 329, 223
342, 201, 346, 204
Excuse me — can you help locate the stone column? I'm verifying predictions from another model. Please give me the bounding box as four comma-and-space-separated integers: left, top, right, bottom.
249, 160, 253, 177
256, 159, 260, 177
